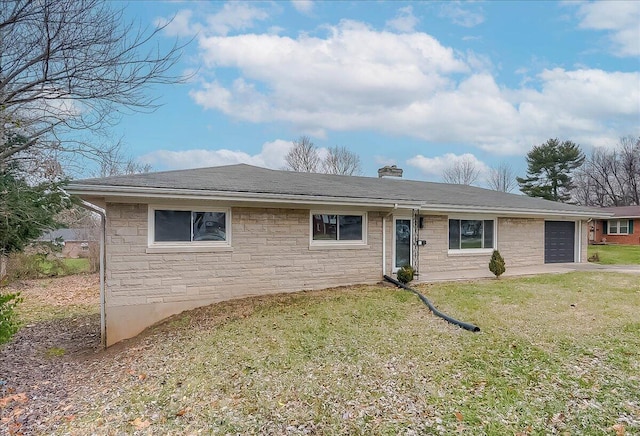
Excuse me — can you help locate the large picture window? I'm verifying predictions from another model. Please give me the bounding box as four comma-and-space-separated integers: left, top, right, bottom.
311, 213, 365, 244
153, 209, 228, 243
449, 219, 494, 250
607, 219, 630, 235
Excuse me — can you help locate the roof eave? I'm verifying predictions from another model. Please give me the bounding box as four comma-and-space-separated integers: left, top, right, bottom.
67, 184, 611, 218
420, 204, 612, 219
66, 184, 422, 209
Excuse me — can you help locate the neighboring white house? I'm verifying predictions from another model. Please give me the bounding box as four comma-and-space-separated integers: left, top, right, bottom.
68, 164, 609, 346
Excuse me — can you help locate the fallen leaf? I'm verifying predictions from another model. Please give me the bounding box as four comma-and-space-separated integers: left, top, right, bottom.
138, 373, 147, 381
0, 393, 28, 408
454, 411, 463, 422
131, 417, 151, 430
612, 423, 625, 435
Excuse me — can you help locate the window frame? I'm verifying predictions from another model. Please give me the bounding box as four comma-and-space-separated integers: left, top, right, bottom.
447, 216, 496, 254
607, 219, 629, 235
309, 211, 368, 247
148, 205, 231, 249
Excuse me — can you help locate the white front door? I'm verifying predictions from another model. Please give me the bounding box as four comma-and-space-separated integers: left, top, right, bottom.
394, 217, 412, 271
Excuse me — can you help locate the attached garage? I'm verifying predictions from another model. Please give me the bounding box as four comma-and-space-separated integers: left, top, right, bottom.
544, 221, 575, 263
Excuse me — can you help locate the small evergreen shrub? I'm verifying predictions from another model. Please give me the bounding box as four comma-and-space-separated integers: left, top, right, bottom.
0, 292, 22, 345
396, 265, 415, 284
489, 250, 506, 278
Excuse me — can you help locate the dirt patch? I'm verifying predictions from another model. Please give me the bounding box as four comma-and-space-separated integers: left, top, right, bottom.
1, 274, 101, 435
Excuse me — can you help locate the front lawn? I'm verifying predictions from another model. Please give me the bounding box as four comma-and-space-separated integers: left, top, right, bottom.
41, 272, 639, 435
588, 244, 640, 264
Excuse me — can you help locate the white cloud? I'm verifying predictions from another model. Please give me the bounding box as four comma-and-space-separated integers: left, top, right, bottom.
157, 3, 270, 38
386, 6, 419, 33
155, 9, 198, 37
439, 2, 485, 28
183, 16, 638, 157
139, 140, 294, 170
374, 155, 397, 167
206, 2, 270, 36
291, 0, 314, 14
575, 0, 640, 57
407, 153, 490, 180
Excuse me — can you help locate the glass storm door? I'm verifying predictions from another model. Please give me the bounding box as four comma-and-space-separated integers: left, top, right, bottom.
394, 218, 412, 270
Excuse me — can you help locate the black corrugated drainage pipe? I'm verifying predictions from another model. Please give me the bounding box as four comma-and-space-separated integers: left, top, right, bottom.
383, 275, 480, 332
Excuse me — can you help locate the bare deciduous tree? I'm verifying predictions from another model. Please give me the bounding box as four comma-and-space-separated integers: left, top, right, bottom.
322, 146, 362, 176
0, 0, 184, 170
573, 136, 640, 206
285, 137, 362, 176
284, 136, 320, 173
95, 143, 152, 177
487, 162, 517, 192
442, 156, 480, 185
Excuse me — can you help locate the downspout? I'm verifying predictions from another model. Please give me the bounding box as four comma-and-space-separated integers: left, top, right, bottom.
78, 200, 107, 349
384, 275, 480, 332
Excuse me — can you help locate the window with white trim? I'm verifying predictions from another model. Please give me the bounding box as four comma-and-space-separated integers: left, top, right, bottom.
151, 208, 229, 244
311, 212, 366, 244
607, 219, 629, 235
449, 219, 494, 250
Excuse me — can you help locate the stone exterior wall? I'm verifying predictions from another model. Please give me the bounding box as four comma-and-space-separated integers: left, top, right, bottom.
580, 221, 588, 261
103, 203, 587, 345
105, 203, 384, 345
416, 215, 545, 273
497, 217, 545, 266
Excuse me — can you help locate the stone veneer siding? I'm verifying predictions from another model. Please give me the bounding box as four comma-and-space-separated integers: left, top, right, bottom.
415, 216, 585, 275
104, 204, 587, 345
105, 203, 384, 345
414, 215, 539, 273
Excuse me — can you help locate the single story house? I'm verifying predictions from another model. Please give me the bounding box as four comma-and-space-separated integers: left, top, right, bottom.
67, 164, 609, 346
590, 205, 640, 245
37, 228, 95, 258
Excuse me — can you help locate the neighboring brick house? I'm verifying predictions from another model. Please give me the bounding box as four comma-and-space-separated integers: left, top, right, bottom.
68, 164, 608, 346
37, 228, 96, 258
591, 206, 640, 245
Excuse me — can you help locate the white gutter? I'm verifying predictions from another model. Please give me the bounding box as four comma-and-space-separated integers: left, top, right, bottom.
419, 204, 612, 219
78, 200, 107, 349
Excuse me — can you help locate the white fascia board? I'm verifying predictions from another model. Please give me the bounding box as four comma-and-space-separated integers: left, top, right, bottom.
605, 215, 640, 219
66, 184, 422, 210
419, 204, 613, 219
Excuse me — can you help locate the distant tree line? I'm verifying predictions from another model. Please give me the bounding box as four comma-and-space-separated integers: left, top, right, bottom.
438, 135, 639, 206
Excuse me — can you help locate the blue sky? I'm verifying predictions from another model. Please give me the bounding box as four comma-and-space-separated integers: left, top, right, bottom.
112, 0, 640, 186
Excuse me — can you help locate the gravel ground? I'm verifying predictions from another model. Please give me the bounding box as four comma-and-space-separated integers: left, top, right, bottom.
0, 274, 102, 435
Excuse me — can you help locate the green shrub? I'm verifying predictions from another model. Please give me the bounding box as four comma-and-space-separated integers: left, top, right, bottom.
396, 265, 415, 284
489, 250, 506, 278
6, 251, 69, 280
0, 291, 22, 345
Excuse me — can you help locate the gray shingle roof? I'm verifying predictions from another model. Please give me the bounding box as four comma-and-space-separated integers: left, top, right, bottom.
69, 164, 605, 216
600, 205, 640, 218
38, 228, 92, 242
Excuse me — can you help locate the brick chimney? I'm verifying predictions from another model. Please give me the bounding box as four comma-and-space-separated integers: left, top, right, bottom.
378, 165, 403, 178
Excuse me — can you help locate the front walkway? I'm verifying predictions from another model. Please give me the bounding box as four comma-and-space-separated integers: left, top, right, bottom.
417, 262, 640, 283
